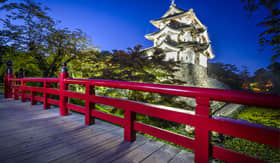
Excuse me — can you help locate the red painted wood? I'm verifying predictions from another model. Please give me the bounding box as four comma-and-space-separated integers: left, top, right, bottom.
20, 86, 60, 95
59, 72, 69, 116
194, 97, 211, 163
88, 95, 196, 126
4, 74, 14, 98
85, 84, 95, 125
91, 110, 124, 126
25, 94, 31, 99
34, 96, 44, 102
65, 79, 280, 109
21, 81, 27, 102
207, 117, 280, 148
44, 88, 60, 95
66, 103, 86, 114
47, 99, 60, 106
10, 79, 21, 82
43, 81, 51, 109
31, 91, 37, 105
212, 145, 266, 163
22, 78, 59, 83
134, 122, 195, 150
63, 90, 86, 100
14, 85, 19, 100
124, 110, 136, 142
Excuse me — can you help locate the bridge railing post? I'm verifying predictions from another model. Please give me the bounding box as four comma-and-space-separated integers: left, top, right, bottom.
21, 80, 27, 102
43, 81, 51, 109
59, 62, 69, 116
124, 110, 136, 142
14, 80, 19, 100
85, 84, 95, 125
4, 60, 14, 98
194, 97, 211, 163
14, 68, 24, 100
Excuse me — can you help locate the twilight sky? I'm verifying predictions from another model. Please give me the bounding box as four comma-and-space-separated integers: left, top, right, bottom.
36, 0, 274, 73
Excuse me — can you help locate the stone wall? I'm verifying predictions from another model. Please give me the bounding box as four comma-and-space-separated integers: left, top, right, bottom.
175, 63, 208, 87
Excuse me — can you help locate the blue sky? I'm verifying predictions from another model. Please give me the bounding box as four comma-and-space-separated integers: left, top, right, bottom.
15, 0, 277, 73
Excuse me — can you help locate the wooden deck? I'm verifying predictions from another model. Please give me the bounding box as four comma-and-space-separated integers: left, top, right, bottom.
0, 95, 194, 163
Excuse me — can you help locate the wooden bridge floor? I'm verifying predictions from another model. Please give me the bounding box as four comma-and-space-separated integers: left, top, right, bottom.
0, 95, 194, 163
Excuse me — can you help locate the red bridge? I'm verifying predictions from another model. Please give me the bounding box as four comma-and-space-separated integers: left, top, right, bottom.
2, 62, 280, 163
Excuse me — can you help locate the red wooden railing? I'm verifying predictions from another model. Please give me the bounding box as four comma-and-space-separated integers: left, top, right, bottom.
4, 63, 280, 163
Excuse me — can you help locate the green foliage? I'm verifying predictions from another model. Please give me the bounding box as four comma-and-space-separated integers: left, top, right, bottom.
224, 107, 280, 162
238, 107, 280, 128
0, 0, 95, 77
225, 138, 280, 162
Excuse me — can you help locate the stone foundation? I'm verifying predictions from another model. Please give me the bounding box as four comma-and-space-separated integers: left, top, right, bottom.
175, 63, 208, 87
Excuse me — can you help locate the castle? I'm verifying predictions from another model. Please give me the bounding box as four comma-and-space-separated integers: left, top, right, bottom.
144, 1, 214, 87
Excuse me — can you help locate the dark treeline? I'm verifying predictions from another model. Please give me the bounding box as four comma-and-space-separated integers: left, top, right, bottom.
208, 62, 280, 94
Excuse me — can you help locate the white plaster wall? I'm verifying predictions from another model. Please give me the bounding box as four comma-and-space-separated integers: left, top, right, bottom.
199, 53, 207, 67
179, 49, 195, 64
179, 32, 192, 42
165, 51, 177, 60
170, 34, 178, 42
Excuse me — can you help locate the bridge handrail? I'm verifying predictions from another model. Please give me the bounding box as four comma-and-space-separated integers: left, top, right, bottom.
4, 71, 280, 163
65, 78, 280, 109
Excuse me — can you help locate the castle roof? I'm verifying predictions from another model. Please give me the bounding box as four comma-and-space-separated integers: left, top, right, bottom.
143, 40, 214, 59
150, 5, 206, 30
145, 23, 205, 41
161, 4, 187, 19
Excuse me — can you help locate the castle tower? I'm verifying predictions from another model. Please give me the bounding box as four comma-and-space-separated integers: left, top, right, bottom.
144, 1, 215, 87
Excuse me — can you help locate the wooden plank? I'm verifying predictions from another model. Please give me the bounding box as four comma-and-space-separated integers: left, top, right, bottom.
141, 144, 181, 163
1, 124, 120, 162
112, 139, 165, 163
0, 97, 195, 163
169, 150, 195, 163
52, 132, 126, 163
21, 128, 124, 163
83, 135, 147, 163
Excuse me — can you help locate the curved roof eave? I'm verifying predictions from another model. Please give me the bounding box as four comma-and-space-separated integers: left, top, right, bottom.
162, 4, 186, 18
145, 26, 181, 40
159, 41, 181, 51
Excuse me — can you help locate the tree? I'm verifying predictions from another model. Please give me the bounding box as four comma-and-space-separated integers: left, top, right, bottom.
0, 0, 94, 77
208, 62, 243, 90
70, 46, 190, 123
241, 0, 280, 76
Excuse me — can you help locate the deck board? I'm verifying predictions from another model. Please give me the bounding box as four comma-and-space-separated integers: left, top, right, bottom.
0, 95, 194, 163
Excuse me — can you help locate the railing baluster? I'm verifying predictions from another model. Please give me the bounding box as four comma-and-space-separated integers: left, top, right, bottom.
194, 97, 211, 163
43, 81, 50, 109
4, 60, 14, 99
59, 62, 69, 116
14, 81, 19, 100
85, 84, 95, 125
124, 110, 136, 142
21, 80, 27, 102
31, 91, 37, 105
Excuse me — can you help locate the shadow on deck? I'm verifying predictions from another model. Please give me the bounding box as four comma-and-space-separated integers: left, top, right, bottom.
0, 95, 194, 163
